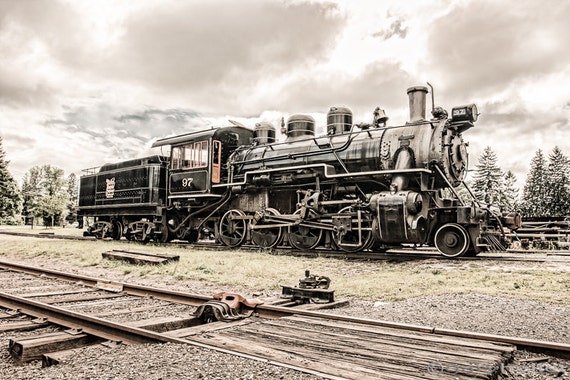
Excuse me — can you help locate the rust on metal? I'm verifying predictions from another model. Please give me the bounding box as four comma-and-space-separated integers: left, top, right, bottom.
281, 270, 335, 304
195, 292, 263, 323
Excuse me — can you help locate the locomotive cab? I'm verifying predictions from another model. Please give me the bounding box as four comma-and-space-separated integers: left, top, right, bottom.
152, 126, 254, 206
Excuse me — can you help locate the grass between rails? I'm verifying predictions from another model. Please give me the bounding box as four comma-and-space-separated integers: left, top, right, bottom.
0, 229, 569, 306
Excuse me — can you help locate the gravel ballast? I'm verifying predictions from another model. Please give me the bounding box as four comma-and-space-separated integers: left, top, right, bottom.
2, 291, 569, 379
0, 240, 569, 379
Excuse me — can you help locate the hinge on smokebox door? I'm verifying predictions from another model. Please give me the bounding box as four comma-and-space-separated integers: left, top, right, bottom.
281, 270, 334, 304
195, 292, 264, 323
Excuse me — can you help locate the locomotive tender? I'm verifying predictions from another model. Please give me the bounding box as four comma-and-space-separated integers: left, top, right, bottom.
78, 85, 519, 257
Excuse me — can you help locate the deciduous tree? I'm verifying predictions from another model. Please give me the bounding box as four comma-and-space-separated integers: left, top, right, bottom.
21, 165, 69, 226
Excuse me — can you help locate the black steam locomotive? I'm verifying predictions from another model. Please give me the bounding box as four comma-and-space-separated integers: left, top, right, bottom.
78, 85, 520, 257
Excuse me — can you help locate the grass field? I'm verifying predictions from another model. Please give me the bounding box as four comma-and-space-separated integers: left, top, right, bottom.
1, 225, 569, 305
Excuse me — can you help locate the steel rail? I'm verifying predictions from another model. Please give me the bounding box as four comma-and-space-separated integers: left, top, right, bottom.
0, 259, 211, 306
1, 259, 570, 358
3, 231, 569, 262
0, 262, 348, 380
0, 291, 183, 345
0, 295, 346, 380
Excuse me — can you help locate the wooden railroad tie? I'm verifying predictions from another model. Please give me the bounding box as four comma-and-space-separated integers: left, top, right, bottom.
9, 329, 104, 362
102, 249, 180, 265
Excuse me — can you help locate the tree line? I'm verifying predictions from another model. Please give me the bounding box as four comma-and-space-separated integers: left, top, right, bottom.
470, 146, 570, 218
0, 137, 77, 226
0, 136, 569, 226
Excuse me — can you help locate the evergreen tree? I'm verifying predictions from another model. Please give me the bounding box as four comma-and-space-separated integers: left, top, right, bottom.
472, 146, 503, 208
545, 146, 570, 217
520, 149, 548, 217
500, 170, 519, 212
0, 137, 21, 224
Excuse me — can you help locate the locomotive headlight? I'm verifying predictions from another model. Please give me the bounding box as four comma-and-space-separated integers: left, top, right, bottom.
451, 104, 478, 123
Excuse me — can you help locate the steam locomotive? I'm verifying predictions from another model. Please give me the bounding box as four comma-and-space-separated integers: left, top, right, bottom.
78, 85, 520, 257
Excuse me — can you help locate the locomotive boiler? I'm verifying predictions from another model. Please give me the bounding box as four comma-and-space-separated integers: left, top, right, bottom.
78, 85, 518, 257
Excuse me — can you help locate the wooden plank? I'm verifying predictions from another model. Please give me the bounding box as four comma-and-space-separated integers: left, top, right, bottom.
187, 331, 438, 380
0, 319, 49, 332
102, 250, 179, 265
9, 330, 103, 362
239, 325, 504, 379
126, 316, 199, 332
237, 322, 509, 377
260, 318, 514, 368
20, 288, 98, 298
42, 341, 122, 367
34, 293, 125, 304
283, 315, 515, 353
2, 285, 77, 294
233, 323, 504, 378
164, 319, 256, 338
57, 297, 134, 308
0, 310, 20, 319
110, 249, 180, 260
92, 305, 164, 318
259, 336, 449, 380
185, 317, 513, 380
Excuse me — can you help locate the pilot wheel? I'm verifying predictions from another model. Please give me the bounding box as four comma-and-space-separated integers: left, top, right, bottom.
434, 223, 470, 258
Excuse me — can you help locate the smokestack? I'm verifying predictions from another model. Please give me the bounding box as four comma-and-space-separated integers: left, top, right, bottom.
407, 86, 428, 122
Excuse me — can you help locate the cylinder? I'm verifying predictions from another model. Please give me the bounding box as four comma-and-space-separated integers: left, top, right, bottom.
326, 106, 352, 135
253, 122, 276, 144
286, 114, 315, 139
407, 86, 428, 122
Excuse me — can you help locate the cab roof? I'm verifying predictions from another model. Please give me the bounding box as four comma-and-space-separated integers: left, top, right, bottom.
151, 126, 253, 148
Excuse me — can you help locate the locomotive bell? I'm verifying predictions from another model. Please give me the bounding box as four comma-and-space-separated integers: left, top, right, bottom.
373, 107, 388, 127
407, 86, 428, 123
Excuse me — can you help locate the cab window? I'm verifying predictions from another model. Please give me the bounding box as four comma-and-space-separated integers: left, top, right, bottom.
171, 146, 182, 170
171, 141, 209, 169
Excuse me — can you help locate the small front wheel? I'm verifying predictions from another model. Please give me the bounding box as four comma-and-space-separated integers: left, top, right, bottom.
434, 223, 470, 258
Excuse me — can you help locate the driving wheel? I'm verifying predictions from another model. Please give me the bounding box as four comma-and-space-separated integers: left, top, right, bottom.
251, 208, 283, 248
219, 209, 247, 247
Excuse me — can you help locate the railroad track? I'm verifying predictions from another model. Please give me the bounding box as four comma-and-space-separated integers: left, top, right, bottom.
0, 259, 569, 379
188, 241, 570, 264
2, 230, 569, 264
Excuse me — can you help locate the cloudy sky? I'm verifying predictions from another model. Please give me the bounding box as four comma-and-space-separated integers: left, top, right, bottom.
1, 0, 569, 188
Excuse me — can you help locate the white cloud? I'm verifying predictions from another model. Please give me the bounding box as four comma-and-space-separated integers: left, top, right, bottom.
0, 0, 568, 195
